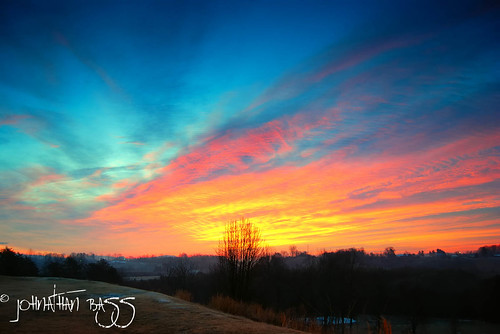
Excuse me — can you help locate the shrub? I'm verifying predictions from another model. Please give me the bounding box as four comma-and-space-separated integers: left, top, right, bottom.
174, 289, 192, 302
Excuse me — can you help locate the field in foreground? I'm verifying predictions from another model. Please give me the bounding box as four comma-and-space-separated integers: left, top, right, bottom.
2, 276, 499, 334
0, 276, 304, 333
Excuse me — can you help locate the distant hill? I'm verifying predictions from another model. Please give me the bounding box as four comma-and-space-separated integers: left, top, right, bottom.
0, 276, 304, 333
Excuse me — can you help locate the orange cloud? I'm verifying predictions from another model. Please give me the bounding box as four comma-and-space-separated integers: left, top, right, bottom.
74, 122, 500, 256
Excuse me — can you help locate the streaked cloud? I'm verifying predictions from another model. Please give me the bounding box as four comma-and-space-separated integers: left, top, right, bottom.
0, 0, 498, 255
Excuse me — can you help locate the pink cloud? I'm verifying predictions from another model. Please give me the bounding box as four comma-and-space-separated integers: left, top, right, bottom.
0, 114, 31, 126
73, 111, 500, 255
313, 33, 431, 82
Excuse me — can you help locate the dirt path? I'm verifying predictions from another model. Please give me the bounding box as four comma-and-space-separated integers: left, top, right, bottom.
0, 276, 305, 333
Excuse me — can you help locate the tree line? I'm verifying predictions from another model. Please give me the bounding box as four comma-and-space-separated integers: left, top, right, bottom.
0, 247, 121, 284
127, 247, 499, 332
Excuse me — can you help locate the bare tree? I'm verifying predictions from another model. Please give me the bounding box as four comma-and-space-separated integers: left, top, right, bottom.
217, 217, 263, 300
289, 245, 299, 257
384, 247, 396, 257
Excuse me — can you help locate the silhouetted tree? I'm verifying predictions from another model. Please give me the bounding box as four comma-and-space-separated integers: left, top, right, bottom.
0, 247, 38, 276
384, 247, 396, 257
478, 245, 499, 257
62, 256, 84, 278
86, 259, 122, 284
45, 261, 64, 277
217, 217, 263, 300
168, 254, 195, 290
289, 245, 299, 257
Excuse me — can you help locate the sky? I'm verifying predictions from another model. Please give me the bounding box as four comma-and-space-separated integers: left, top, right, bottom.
0, 0, 499, 256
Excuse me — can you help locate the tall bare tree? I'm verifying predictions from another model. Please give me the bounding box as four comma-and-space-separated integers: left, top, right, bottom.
217, 217, 263, 300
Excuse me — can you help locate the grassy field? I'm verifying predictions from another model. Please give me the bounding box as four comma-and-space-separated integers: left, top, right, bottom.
2, 275, 498, 334
0, 276, 304, 333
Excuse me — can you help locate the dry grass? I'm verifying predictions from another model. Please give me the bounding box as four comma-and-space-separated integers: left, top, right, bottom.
174, 289, 192, 302
0, 275, 305, 334
208, 294, 323, 333
209, 295, 284, 325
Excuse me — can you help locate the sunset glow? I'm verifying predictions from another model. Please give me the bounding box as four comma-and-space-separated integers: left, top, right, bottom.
1, 1, 499, 256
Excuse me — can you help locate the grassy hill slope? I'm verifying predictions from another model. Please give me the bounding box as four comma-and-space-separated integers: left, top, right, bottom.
0, 276, 304, 333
